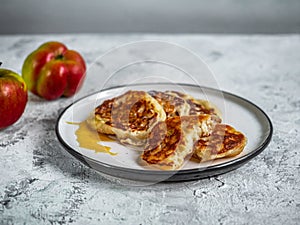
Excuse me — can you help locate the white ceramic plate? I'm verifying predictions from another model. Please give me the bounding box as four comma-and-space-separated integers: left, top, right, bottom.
56, 83, 272, 182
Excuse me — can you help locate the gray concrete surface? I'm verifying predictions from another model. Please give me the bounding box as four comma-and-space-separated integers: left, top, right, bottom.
1, 0, 300, 34
0, 34, 299, 224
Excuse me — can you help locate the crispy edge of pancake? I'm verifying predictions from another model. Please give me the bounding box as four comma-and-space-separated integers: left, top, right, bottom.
141, 114, 221, 170
111, 91, 166, 146
86, 99, 115, 135
192, 124, 247, 162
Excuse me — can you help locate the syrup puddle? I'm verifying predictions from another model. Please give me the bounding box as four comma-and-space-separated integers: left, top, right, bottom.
67, 121, 117, 155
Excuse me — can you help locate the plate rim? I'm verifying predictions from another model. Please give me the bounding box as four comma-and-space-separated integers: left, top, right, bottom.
55, 83, 273, 181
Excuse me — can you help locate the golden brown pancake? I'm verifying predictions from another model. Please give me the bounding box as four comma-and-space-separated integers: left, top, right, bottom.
148, 90, 190, 118
87, 98, 115, 135
166, 90, 222, 119
141, 114, 221, 170
192, 124, 247, 162
87, 90, 166, 146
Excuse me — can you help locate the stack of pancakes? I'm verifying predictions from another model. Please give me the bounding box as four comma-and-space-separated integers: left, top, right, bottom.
87, 90, 247, 170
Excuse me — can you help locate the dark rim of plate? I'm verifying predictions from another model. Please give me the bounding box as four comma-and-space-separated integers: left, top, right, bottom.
55, 83, 273, 180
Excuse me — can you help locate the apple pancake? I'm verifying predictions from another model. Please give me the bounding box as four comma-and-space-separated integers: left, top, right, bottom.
148, 90, 190, 118
192, 124, 247, 162
87, 98, 115, 135
141, 114, 221, 170
87, 90, 166, 146
166, 91, 222, 119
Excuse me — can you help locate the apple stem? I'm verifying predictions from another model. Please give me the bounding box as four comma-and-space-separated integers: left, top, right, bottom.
55, 55, 64, 60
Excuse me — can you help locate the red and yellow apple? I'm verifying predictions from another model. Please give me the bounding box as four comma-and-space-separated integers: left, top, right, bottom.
0, 68, 28, 129
22, 41, 86, 100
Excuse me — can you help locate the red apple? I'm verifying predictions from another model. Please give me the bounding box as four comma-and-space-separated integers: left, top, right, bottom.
22, 41, 86, 100
0, 68, 28, 129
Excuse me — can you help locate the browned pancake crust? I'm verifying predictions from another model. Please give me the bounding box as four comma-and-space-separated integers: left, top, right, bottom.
142, 114, 221, 169
193, 124, 247, 162
167, 90, 220, 117
94, 98, 114, 126
92, 91, 161, 134
148, 90, 185, 118
142, 116, 182, 164
88, 90, 167, 146
111, 91, 159, 132
85, 98, 115, 135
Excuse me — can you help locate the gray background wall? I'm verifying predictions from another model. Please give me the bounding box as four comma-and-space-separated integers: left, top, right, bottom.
1, 0, 300, 34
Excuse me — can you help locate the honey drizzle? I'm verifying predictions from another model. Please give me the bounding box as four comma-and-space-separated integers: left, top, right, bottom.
66, 121, 117, 155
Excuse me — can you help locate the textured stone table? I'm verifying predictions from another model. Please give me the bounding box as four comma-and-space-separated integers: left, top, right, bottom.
0, 34, 299, 225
